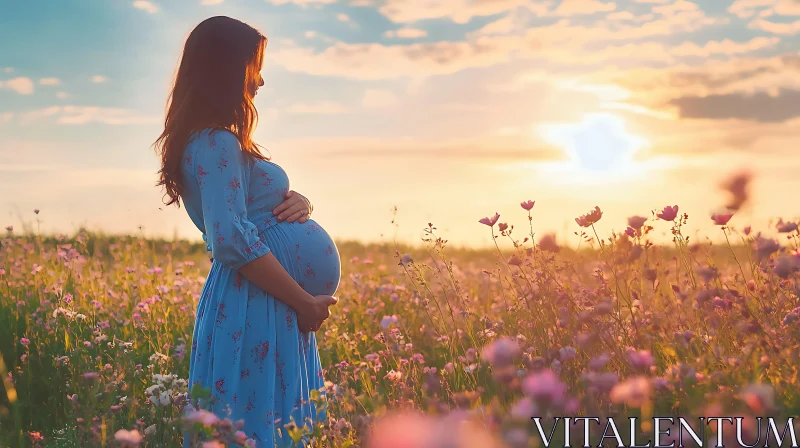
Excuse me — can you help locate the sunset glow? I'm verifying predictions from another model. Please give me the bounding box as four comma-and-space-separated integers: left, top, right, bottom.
538, 113, 648, 175
4, 3, 800, 445
1, 0, 798, 248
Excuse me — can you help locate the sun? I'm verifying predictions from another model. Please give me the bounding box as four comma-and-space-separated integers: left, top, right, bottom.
537, 113, 649, 175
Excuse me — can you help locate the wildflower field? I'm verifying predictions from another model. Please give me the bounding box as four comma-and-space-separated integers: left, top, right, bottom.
2, 202, 800, 447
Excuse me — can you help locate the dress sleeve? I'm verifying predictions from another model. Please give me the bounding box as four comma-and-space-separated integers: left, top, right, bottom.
193, 130, 270, 270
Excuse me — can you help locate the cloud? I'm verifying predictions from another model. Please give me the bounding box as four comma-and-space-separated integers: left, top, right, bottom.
0, 113, 13, 123
132, 0, 160, 14
471, 15, 518, 37
201, 0, 225, 4
336, 12, 359, 28
385, 28, 428, 39
362, 89, 398, 109
18, 106, 160, 125
490, 35, 785, 97
576, 51, 800, 123
749, 17, 800, 34
728, 0, 774, 18
378, 0, 530, 24
0, 77, 35, 94
267, 38, 515, 80
268, 5, 723, 81
56, 92, 70, 99
266, 0, 336, 6
669, 36, 780, 57
286, 102, 349, 114
772, 0, 800, 15
618, 52, 800, 99
470, 5, 546, 37
670, 89, 800, 122
3, 68, 12, 73
729, 0, 800, 18
91, 75, 108, 83
39, 77, 60, 86
607, 11, 635, 20
551, 0, 616, 16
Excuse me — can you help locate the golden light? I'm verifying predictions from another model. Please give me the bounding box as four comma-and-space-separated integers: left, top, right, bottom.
537, 112, 649, 176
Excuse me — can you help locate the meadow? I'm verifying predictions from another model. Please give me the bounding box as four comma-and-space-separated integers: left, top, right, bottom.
1, 203, 800, 447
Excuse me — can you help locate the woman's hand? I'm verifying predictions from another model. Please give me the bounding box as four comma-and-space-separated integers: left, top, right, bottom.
273, 190, 313, 223
297, 295, 338, 333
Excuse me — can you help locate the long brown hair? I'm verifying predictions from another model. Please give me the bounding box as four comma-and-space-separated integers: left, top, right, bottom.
154, 16, 268, 207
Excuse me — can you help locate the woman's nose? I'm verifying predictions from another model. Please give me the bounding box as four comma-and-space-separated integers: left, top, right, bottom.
259, 77, 265, 87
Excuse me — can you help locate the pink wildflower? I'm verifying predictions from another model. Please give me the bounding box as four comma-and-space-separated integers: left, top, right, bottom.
575, 206, 602, 228
610, 376, 652, 408
479, 213, 500, 227
582, 371, 618, 393
114, 429, 142, 447
27, 431, 44, 444
380, 315, 398, 329
589, 354, 610, 371
509, 397, 538, 420
385, 370, 403, 382
537, 233, 560, 253
465, 348, 477, 362
185, 409, 219, 426
657, 205, 679, 221
365, 412, 433, 448
627, 215, 647, 231
522, 369, 567, 406
720, 170, 751, 211
625, 349, 655, 370
777, 219, 798, 233
481, 338, 520, 367
521, 200, 535, 211
741, 383, 776, 414
711, 213, 733, 226
558, 346, 576, 362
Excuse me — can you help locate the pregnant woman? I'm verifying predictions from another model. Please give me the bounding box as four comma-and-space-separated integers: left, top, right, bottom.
153, 16, 341, 447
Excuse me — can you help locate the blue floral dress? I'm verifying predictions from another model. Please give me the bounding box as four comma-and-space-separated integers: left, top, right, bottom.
180, 128, 341, 447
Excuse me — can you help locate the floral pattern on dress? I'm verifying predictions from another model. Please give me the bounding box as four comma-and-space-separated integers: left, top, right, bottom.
180, 129, 341, 447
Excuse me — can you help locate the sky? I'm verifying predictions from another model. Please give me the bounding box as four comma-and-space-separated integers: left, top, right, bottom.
1, 0, 799, 250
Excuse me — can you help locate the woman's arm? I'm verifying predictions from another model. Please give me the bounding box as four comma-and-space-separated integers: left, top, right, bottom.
238, 253, 336, 331
273, 190, 312, 223
192, 130, 335, 329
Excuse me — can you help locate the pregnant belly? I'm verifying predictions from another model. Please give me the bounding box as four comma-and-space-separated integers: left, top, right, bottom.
261, 219, 341, 296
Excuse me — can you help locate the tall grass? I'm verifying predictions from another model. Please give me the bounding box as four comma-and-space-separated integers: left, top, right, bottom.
1, 204, 799, 447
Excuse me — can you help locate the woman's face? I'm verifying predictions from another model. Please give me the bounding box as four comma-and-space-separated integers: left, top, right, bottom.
249, 72, 264, 98
248, 53, 266, 98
